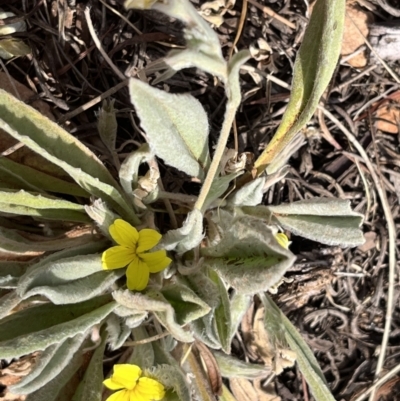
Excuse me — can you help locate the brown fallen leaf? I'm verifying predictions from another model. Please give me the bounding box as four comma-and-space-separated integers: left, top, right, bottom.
375, 103, 400, 134
341, 4, 374, 68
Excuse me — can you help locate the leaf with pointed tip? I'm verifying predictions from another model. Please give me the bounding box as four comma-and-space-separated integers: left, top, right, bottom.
254, 0, 346, 174
228, 292, 251, 345
267, 198, 365, 247
129, 79, 210, 180
213, 352, 270, 379
208, 270, 231, 353
161, 282, 211, 325
201, 211, 295, 294
0, 157, 89, 197
0, 190, 89, 222
203, 172, 242, 211
0, 91, 138, 224
113, 289, 193, 342
274, 295, 336, 401
0, 295, 115, 358
227, 177, 265, 207
125, 0, 227, 82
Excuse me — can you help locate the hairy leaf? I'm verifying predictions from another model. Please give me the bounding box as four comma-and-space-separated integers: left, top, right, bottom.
0, 295, 115, 358
129, 79, 210, 179
267, 198, 365, 247
10, 334, 86, 394
201, 211, 295, 294
254, 0, 346, 174
0, 190, 89, 222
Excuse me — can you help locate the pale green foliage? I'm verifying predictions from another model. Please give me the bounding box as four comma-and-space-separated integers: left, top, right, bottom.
0, 189, 89, 222
267, 198, 365, 247
129, 79, 210, 180
255, 0, 346, 174
97, 99, 117, 152
213, 352, 270, 379
119, 143, 153, 196
202, 211, 296, 294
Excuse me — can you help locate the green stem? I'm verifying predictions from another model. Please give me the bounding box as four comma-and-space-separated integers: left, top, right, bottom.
194, 101, 237, 212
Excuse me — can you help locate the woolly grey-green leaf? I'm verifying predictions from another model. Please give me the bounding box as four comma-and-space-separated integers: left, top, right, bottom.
161, 282, 211, 325
208, 270, 231, 353
0, 98, 138, 224
106, 314, 132, 351
119, 143, 153, 196
267, 198, 365, 247
213, 351, 270, 379
0, 225, 98, 254
254, 0, 346, 175
71, 330, 108, 401
0, 190, 89, 222
0, 260, 29, 288
84, 199, 118, 238
201, 213, 295, 294
0, 295, 116, 358
228, 292, 251, 345
97, 99, 117, 152
191, 311, 221, 349
113, 289, 193, 342
0, 156, 89, 197
24, 344, 83, 401
274, 295, 336, 401
16, 253, 122, 305
126, 0, 227, 83
147, 363, 191, 401
159, 209, 204, 253
128, 326, 155, 369
203, 171, 242, 211
227, 177, 265, 206
0, 290, 21, 319
182, 272, 220, 309
10, 334, 86, 394
18, 254, 104, 296
0, 89, 118, 188
129, 79, 210, 179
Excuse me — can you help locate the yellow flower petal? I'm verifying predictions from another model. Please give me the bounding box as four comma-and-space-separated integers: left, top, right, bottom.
126, 258, 150, 291
107, 364, 142, 390
136, 377, 165, 400
137, 229, 161, 253
140, 250, 172, 273
102, 246, 136, 270
128, 389, 148, 401
105, 389, 130, 401
275, 233, 289, 249
110, 219, 139, 248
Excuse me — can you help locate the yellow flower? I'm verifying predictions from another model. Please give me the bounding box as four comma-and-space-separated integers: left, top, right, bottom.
102, 219, 172, 291
275, 233, 290, 249
104, 364, 165, 401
